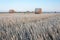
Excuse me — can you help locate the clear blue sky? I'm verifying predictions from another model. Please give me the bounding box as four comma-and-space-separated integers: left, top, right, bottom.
0, 0, 60, 12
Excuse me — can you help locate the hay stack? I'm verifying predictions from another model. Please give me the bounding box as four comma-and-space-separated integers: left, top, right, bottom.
9, 9, 16, 13
35, 8, 42, 14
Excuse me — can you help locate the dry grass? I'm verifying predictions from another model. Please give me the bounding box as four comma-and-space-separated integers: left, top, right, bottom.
0, 13, 60, 40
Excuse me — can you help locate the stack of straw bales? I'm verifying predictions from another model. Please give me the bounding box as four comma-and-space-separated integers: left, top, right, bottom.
35, 8, 42, 14
9, 9, 16, 13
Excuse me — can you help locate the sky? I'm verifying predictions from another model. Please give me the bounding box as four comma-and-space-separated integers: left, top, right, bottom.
0, 0, 60, 12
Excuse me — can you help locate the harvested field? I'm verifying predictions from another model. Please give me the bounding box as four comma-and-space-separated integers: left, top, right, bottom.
0, 13, 60, 40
